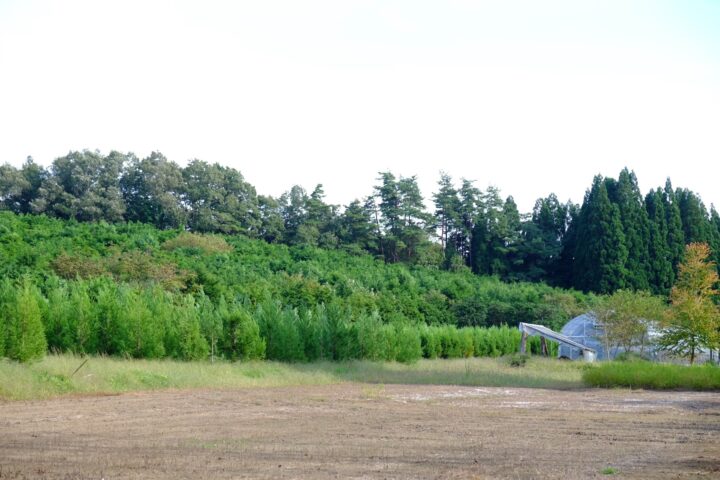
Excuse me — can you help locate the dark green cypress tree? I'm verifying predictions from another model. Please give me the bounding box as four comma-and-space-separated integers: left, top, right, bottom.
662, 179, 685, 277
645, 189, 673, 294
676, 188, 712, 244
709, 206, 720, 273
611, 169, 651, 290
555, 201, 579, 288
572, 176, 628, 293
497, 196, 523, 278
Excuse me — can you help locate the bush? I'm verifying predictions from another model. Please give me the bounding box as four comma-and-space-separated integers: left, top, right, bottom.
5, 279, 47, 362
51, 251, 193, 291
161, 296, 209, 361
582, 362, 720, 390
507, 353, 529, 367
394, 324, 422, 363
255, 302, 305, 362
161, 232, 233, 254
419, 326, 442, 359
222, 308, 265, 361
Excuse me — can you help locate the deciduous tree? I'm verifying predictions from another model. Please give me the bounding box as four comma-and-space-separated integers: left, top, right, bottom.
660, 243, 720, 364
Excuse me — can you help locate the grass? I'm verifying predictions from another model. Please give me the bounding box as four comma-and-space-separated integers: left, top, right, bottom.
0, 354, 586, 401
326, 356, 585, 389
582, 360, 720, 390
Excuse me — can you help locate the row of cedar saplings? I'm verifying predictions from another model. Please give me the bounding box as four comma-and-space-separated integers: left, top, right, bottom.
0, 276, 556, 364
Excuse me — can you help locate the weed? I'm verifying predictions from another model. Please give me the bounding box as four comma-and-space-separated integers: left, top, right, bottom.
507, 354, 529, 368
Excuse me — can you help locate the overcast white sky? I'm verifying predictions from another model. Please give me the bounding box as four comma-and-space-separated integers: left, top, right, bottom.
1, 0, 719, 212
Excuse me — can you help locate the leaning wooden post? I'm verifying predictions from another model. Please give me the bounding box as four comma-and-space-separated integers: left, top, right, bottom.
520, 331, 528, 354
540, 336, 548, 357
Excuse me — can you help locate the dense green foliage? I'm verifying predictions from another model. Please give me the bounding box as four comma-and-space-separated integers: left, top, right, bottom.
0, 212, 572, 362
582, 360, 720, 390
3, 152, 720, 294
0, 279, 47, 362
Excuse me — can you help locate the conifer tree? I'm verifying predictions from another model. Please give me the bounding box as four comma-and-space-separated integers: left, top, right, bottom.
338, 199, 376, 252
612, 169, 651, 290
645, 189, 674, 294
6, 279, 47, 362
676, 188, 712, 244
456, 179, 481, 266
433, 172, 460, 257
572, 176, 628, 293
556, 202, 580, 288
662, 179, 685, 278
518, 194, 567, 282
707, 206, 720, 275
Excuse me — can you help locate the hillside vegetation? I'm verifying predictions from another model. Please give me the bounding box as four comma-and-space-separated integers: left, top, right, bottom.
0, 212, 578, 362
2, 152, 720, 297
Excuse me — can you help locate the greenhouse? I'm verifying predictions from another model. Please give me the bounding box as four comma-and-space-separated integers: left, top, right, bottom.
558, 313, 612, 360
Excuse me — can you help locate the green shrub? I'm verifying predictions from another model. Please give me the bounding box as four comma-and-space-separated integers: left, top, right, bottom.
0, 279, 13, 357
458, 328, 475, 358
394, 325, 422, 363
51, 250, 193, 291
162, 296, 209, 361
161, 232, 233, 254
5, 279, 47, 362
507, 353, 529, 367
255, 302, 305, 362
419, 326, 442, 359
222, 307, 265, 361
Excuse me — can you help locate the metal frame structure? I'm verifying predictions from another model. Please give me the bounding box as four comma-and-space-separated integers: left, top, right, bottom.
518, 322, 597, 361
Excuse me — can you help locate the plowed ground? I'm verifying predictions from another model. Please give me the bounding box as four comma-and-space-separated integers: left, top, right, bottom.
1, 385, 719, 479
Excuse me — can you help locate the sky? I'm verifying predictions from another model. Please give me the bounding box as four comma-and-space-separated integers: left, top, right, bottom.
1, 0, 719, 213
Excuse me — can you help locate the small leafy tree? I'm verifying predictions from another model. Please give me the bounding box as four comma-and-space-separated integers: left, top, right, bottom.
659, 243, 720, 364
593, 290, 666, 357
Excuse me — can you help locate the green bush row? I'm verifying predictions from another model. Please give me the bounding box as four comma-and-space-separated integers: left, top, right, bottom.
0, 276, 558, 363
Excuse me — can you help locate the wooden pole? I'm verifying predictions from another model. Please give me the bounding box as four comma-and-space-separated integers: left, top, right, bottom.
520, 332, 528, 354
540, 337, 548, 357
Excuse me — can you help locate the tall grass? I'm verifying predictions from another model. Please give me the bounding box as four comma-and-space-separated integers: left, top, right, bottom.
0, 354, 585, 401
582, 361, 720, 390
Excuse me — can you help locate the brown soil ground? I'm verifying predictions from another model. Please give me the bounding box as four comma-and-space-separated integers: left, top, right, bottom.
1, 384, 719, 479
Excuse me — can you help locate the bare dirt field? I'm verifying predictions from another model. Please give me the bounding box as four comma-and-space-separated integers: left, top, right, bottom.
1, 384, 719, 479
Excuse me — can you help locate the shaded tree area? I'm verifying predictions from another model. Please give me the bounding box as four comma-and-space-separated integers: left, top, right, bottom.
2, 150, 720, 294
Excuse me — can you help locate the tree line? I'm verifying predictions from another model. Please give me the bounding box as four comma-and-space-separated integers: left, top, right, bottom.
2, 150, 720, 294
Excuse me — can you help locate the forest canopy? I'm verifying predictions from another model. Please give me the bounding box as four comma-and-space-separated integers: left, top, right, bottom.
2, 150, 719, 295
